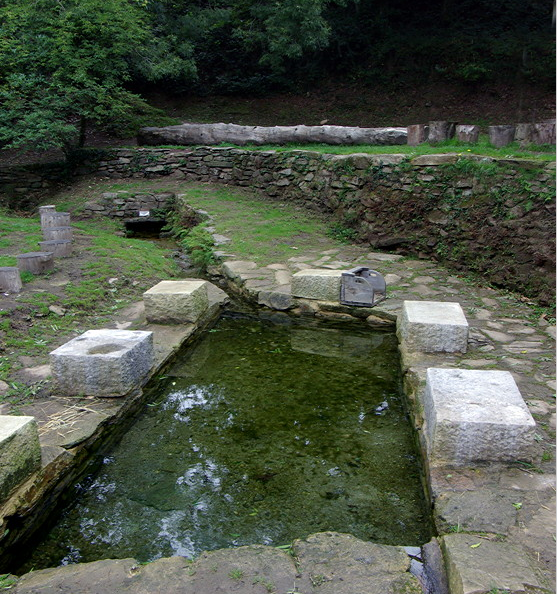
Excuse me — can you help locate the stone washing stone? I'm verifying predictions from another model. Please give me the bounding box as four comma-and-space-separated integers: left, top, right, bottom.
143, 279, 209, 324
50, 329, 154, 397
424, 368, 536, 465
0, 415, 41, 500
291, 269, 343, 301
397, 300, 469, 353
441, 533, 543, 594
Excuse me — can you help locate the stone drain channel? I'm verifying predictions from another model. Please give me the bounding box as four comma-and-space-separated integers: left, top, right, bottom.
0, 252, 554, 592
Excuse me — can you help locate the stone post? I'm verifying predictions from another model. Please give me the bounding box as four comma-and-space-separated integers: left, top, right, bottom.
531, 121, 556, 145
407, 124, 428, 146
38, 205, 56, 227
455, 125, 480, 143
0, 267, 22, 293
16, 252, 55, 274
488, 125, 515, 148
428, 121, 457, 144
40, 211, 70, 229
38, 240, 72, 258
42, 226, 73, 241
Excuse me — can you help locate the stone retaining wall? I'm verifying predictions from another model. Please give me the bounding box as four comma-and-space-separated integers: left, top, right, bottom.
1, 147, 555, 303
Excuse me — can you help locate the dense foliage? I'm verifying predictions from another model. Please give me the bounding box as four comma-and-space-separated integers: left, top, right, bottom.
0, 0, 554, 153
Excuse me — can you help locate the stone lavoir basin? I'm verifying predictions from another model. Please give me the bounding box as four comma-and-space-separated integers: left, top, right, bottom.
17, 312, 433, 572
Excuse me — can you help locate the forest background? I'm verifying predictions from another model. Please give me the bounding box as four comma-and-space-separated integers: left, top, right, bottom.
0, 0, 555, 157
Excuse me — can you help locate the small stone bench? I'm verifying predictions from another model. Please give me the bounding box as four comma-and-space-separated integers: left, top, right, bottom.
16, 252, 54, 275
0, 267, 22, 293
0, 416, 41, 500
397, 300, 469, 353
291, 269, 343, 302
143, 280, 210, 324
50, 329, 154, 397
424, 368, 536, 466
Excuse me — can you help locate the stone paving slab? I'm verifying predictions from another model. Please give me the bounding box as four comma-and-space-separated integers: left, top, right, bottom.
12, 532, 422, 594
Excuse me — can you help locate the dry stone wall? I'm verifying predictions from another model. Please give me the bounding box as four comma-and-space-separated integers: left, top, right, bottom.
88, 147, 555, 305
1, 146, 554, 304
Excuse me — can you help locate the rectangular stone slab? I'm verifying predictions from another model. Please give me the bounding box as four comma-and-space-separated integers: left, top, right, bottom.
291, 269, 343, 301
0, 416, 41, 500
424, 368, 536, 465
50, 329, 154, 397
397, 300, 468, 353
143, 279, 209, 324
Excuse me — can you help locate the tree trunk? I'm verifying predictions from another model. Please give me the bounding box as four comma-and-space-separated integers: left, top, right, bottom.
79, 116, 87, 148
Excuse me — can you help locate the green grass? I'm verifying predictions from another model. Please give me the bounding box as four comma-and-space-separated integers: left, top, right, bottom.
152, 136, 555, 161
172, 186, 332, 265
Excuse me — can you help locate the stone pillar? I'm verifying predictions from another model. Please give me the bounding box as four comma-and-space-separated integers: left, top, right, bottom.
42, 226, 73, 241
0, 267, 22, 293
40, 211, 70, 229
16, 252, 54, 274
531, 121, 556, 145
38, 240, 72, 258
488, 125, 515, 148
428, 121, 457, 144
455, 125, 480, 143
514, 123, 534, 145
407, 124, 428, 146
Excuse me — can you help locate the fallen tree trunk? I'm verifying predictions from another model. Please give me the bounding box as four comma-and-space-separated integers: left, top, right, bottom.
137, 123, 407, 146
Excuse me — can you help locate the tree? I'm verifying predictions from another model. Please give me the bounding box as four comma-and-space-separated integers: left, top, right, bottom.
0, 0, 171, 155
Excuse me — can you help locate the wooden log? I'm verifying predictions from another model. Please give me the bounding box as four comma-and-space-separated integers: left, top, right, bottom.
0, 267, 22, 293
138, 123, 408, 146
43, 226, 73, 241
488, 125, 516, 148
17, 252, 54, 275
455, 125, 480, 143
428, 121, 457, 144
38, 240, 72, 258
41, 211, 70, 229
407, 124, 428, 146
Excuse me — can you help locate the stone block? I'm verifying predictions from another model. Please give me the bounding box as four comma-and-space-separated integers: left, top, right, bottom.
38, 240, 72, 258
143, 280, 209, 324
397, 300, 469, 353
407, 124, 428, 146
50, 329, 154, 397
441, 534, 543, 594
0, 267, 22, 293
40, 211, 70, 229
424, 368, 536, 465
0, 416, 41, 500
43, 226, 72, 241
291, 269, 343, 301
17, 251, 54, 275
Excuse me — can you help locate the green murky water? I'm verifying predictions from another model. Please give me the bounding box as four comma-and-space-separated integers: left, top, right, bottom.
22, 313, 432, 570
